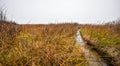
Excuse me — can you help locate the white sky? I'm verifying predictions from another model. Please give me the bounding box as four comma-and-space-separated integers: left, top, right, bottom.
0, 0, 120, 24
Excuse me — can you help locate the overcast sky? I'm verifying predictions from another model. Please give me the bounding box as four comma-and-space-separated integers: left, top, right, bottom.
0, 0, 120, 24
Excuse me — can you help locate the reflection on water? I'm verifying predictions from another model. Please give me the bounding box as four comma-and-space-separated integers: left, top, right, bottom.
76, 30, 85, 46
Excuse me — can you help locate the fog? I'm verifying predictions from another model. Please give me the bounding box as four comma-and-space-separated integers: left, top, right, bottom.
0, 0, 120, 24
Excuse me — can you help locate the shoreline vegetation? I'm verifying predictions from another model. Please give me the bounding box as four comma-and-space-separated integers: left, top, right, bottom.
0, 20, 120, 66
80, 20, 120, 66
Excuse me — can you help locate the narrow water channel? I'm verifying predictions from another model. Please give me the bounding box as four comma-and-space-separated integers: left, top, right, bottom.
76, 30, 108, 66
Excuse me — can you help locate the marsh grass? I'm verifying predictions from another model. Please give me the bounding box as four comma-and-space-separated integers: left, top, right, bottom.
0, 22, 86, 66
80, 21, 120, 65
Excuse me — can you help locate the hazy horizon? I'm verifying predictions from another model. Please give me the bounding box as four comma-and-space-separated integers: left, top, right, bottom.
0, 0, 120, 24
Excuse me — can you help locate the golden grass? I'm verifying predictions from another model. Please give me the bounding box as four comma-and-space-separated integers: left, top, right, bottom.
0, 22, 86, 66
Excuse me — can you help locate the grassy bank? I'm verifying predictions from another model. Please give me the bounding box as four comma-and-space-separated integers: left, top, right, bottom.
80, 21, 120, 65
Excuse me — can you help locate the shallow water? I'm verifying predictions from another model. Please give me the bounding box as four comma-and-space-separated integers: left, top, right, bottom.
76, 30, 108, 66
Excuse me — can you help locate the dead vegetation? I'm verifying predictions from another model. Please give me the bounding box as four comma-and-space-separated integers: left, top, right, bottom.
0, 21, 86, 66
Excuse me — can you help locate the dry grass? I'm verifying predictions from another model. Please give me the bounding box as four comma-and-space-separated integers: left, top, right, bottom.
0, 21, 86, 66
2, 20, 119, 66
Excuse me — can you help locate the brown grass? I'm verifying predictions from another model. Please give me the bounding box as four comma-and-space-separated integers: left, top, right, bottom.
0, 21, 86, 66
1, 20, 120, 66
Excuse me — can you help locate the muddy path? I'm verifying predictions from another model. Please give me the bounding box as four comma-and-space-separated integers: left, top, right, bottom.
76, 30, 108, 66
